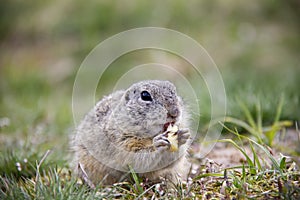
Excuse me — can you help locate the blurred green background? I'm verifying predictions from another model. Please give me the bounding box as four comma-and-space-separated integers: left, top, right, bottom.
0, 0, 299, 161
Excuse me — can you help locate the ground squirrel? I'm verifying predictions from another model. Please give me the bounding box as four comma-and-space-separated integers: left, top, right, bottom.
72, 80, 191, 185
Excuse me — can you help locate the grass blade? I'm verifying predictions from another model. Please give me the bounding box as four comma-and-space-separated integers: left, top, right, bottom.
224, 117, 264, 144
218, 139, 254, 167
256, 100, 263, 135
194, 173, 224, 180
249, 141, 261, 171
236, 97, 257, 130
274, 94, 284, 123
247, 138, 282, 174
129, 165, 143, 194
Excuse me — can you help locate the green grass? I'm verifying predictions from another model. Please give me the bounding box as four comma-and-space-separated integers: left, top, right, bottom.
194, 126, 300, 199
224, 95, 293, 147
1, 65, 299, 199
1, 136, 299, 199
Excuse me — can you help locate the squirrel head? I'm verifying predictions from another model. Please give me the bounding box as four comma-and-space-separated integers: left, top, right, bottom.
113, 80, 183, 138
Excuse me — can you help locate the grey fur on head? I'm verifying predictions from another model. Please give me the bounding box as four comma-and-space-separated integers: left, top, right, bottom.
110, 80, 183, 138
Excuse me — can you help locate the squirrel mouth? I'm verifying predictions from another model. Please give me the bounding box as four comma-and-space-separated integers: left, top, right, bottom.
163, 121, 176, 132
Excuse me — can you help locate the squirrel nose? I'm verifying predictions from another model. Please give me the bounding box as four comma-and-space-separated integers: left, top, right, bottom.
168, 107, 179, 118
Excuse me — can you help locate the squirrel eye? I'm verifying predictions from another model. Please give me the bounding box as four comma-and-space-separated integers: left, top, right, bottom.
141, 91, 152, 101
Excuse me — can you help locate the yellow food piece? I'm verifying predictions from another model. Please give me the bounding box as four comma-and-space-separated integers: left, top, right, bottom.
166, 124, 179, 133
166, 124, 179, 152
168, 132, 178, 152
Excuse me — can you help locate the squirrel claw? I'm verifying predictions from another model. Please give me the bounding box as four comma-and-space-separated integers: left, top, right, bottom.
153, 134, 170, 151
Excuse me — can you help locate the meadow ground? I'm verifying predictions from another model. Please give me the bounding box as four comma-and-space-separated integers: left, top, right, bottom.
0, 65, 299, 199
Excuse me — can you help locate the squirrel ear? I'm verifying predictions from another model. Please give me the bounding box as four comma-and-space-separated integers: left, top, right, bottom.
124, 90, 130, 103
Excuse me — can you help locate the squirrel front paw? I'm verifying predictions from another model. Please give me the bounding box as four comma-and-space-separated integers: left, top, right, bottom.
153, 128, 190, 152
153, 134, 171, 151
177, 128, 190, 146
